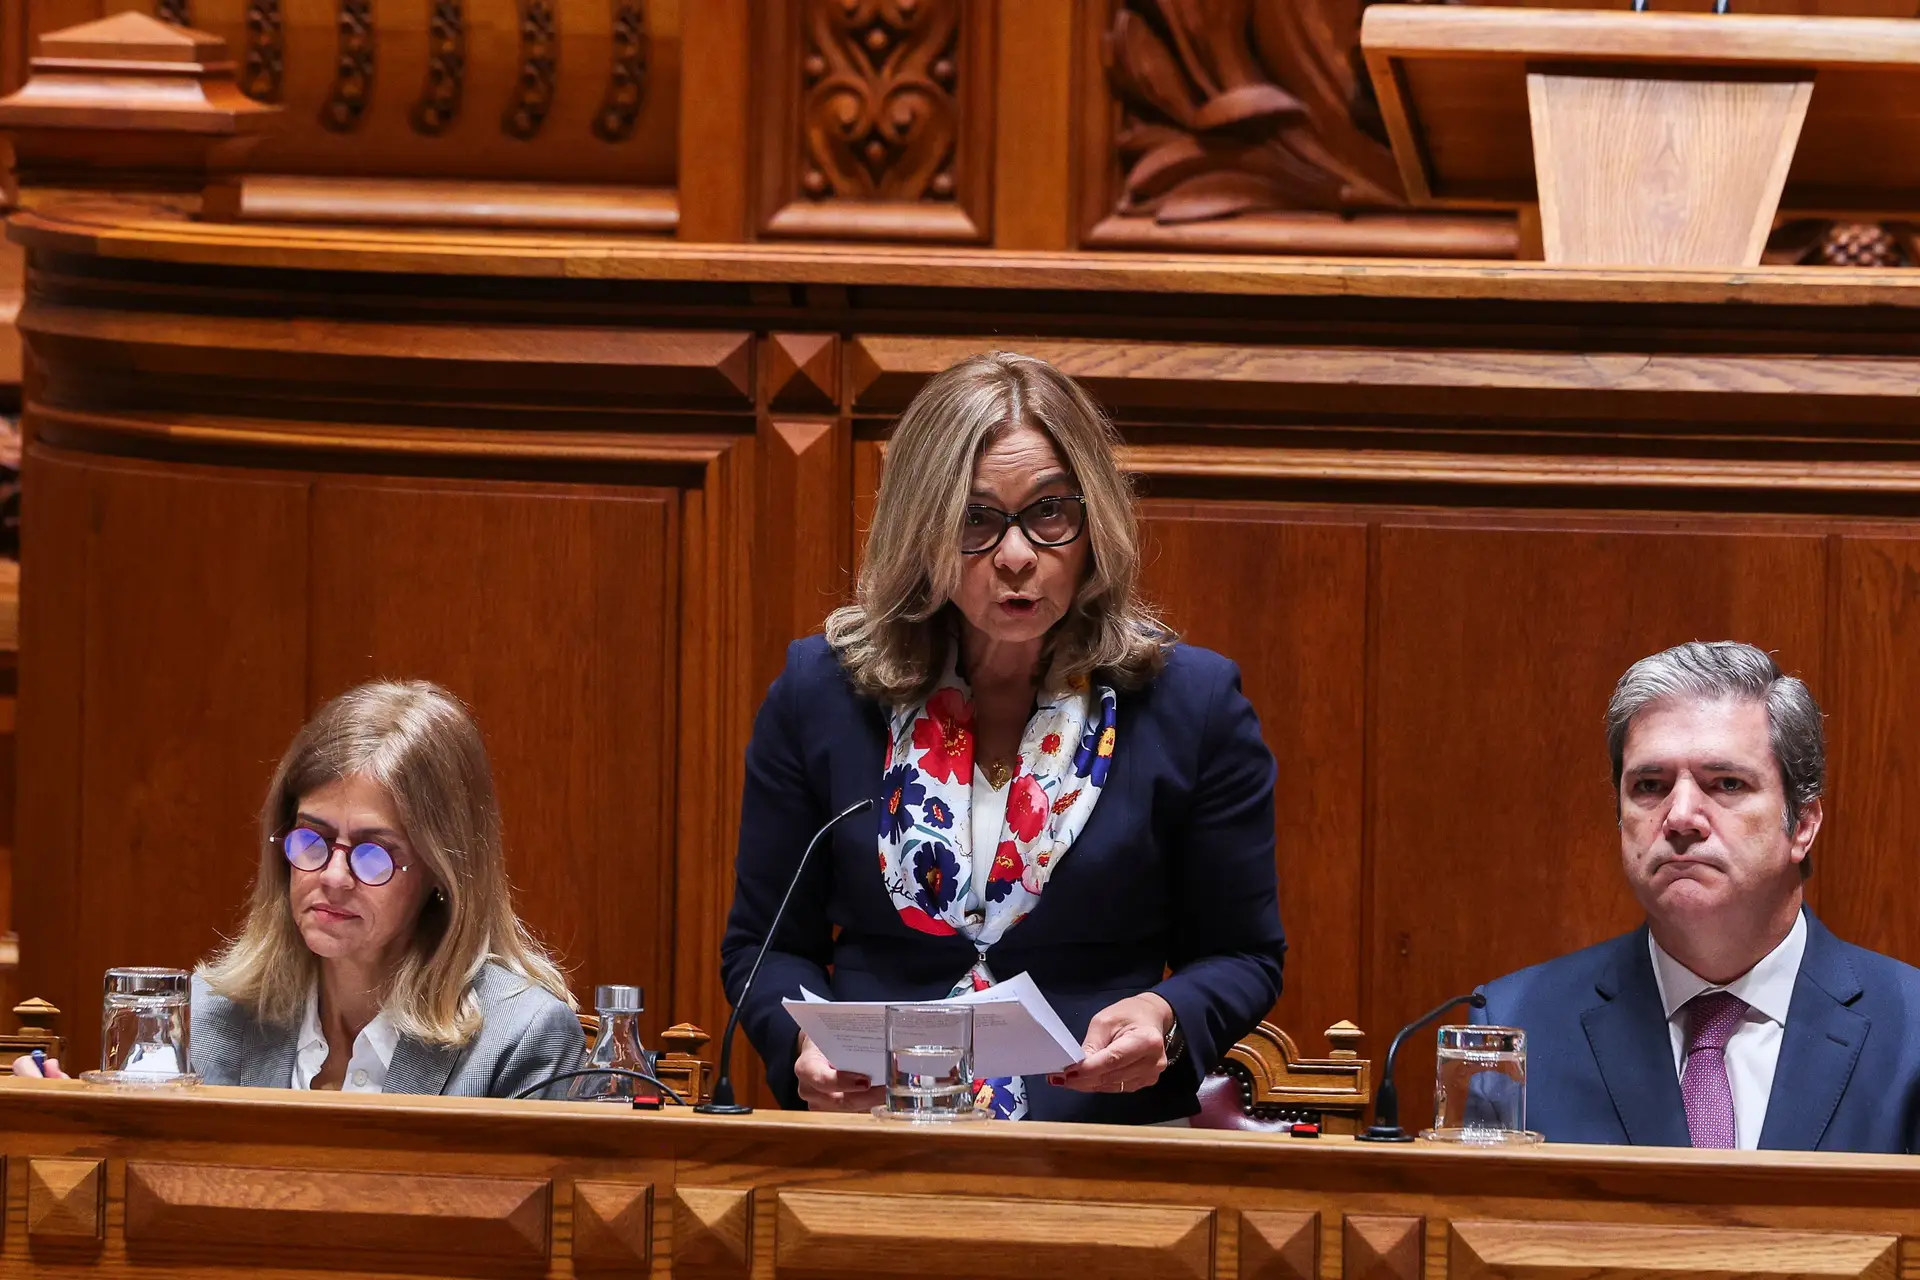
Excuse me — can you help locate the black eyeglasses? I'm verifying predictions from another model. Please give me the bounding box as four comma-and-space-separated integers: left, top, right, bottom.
277, 826, 411, 888
961, 494, 1087, 555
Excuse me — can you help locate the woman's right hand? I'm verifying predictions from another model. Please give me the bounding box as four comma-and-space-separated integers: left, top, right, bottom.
794, 1032, 885, 1111
9, 1055, 66, 1079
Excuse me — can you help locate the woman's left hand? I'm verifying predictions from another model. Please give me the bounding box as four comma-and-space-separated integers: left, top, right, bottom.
1052, 992, 1175, 1093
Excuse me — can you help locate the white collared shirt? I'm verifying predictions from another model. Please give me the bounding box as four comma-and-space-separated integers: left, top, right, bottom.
968, 767, 1011, 910
1647, 910, 1806, 1150
291, 984, 400, 1093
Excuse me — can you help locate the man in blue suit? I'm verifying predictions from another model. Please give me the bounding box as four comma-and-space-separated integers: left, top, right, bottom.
1475, 641, 1920, 1151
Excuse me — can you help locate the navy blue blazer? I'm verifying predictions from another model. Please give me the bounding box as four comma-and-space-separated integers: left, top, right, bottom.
1474, 912, 1920, 1151
720, 635, 1286, 1123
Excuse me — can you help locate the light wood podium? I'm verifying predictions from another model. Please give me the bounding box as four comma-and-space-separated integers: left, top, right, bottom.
1362, 6, 1920, 266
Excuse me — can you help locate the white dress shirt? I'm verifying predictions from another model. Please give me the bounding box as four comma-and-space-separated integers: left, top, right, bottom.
291, 985, 400, 1093
1647, 910, 1806, 1150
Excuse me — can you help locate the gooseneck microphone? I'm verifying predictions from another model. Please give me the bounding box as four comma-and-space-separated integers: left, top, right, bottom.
1355, 990, 1488, 1143
695, 796, 875, 1115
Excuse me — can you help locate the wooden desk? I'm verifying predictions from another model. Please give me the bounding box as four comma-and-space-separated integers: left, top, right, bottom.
0, 1077, 1915, 1280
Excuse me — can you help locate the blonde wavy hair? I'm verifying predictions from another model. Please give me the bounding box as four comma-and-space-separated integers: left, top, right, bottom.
826, 350, 1171, 704
198, 680, 575, 1045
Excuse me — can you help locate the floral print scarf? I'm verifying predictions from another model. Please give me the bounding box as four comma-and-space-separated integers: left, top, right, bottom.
877, 654, 1117, 1118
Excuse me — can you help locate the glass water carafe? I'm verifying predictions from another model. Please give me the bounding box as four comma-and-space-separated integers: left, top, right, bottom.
569, 984, 654, 1102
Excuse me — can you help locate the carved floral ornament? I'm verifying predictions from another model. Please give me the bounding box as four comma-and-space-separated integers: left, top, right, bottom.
801, 0, 960, 202
1105, 0, 1459, 223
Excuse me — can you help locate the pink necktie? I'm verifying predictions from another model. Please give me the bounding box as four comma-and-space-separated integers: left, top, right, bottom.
1681, 990, 1748, 1149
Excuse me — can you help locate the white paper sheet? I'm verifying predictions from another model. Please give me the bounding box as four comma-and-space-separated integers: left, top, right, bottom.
781, 972, 1085, 1080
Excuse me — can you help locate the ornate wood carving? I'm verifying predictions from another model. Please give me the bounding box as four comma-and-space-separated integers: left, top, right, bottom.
1090, 0, 1511, 256
1448, 1220, 1899, 1280
1768, 220, 1917, 268
673, 1187, 753, 1273
28, 1158, 103, 1239
593, 0, 648, 143
124, 1162, 551, 1263
1105, 0, 1403, 223
1242, 1211, 1320, 1280
800, 0, 961, 203
319, 0, 375, 132
573, 1181, 653, 1269
503, 0, 559, 140
410, 0, 465, 136
242, 1, 285, 102
1344, 1215, 1423, 1280
155, 0, 192, 25
761, 0, 991, 242
775, 1190, 1214, 1279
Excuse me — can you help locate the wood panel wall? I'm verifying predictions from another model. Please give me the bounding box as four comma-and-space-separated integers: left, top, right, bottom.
6, 0, 1920, 1120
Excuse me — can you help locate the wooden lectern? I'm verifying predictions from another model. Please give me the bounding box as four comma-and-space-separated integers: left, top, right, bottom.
1362, 6, 1920, 266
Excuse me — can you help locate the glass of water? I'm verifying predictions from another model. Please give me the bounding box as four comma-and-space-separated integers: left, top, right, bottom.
873, 1003, 982, 1122
81, 967, 199, 1086
1423, 1024, 1540, 1144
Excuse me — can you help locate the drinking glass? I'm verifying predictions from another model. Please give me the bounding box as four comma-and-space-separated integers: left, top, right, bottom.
1423, 1024, 1540, 1144
873, 1003, 982, 1121
82, 967, 198, 1086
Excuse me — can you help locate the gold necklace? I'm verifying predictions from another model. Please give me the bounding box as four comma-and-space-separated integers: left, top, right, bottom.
982, 759, 1013, 790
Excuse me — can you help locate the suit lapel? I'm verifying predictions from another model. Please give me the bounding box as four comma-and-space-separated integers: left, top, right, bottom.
238, 1021, 297, 1089
1759, 915, 1867, 1151
384, 1036, 460, 1096
1580, 927, 1691, 1147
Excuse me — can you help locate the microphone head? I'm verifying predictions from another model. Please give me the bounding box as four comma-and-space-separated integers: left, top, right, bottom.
1467, 991, 1488, 1008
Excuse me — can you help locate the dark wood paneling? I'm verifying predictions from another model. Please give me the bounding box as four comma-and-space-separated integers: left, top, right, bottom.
1141, 502, 1368, 1054
1820, 533, 1920, 957
16, 448, 308, 1071
306, 475, 679, 1043
1369, 520, 1828, 1121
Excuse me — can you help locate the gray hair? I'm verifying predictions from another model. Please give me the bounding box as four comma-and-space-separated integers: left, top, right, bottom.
1606, 642, 1824, 845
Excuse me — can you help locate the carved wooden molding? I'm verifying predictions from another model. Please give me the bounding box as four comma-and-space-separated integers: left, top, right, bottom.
767, 333, 841, 411
1449, 1220, 1899, 1280
760, 0, 993, 243
319, 0, 375, 132
1224, 1019, 1370, 1126
0, 12, 279, 190
594, 0, 648, 143
673, 1186, 753, 1273
124, 1162, 551, 1263
211, 175, 679, 233
409, 0, 466, 136
573, 1181, 652, 1269
776, 1190, 1213, 1279
1087, 0, 1517, 257
1242, 1210, 1320, 1280
28, 1158, 103, 1239
242, 0, 284, 101
25, 306, 754, 406
503, 0, 559, 140
1344, 1215, 1423, 1280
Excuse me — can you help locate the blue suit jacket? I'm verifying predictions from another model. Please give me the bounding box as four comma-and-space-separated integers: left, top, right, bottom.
1474, 912, 1920, 1151
720, 635, 1286, 1123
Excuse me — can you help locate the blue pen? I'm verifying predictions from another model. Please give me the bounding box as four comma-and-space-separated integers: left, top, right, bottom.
29, 1049, 45, 1074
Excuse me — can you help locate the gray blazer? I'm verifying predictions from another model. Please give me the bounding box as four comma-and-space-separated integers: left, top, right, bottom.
190, 963, 585, 1099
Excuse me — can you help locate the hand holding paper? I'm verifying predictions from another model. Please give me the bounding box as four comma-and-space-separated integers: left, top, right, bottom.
781, 972, 1084, 1081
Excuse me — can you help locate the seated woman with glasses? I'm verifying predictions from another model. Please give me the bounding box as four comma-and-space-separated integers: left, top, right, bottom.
14, 680, 583, 1096
720, 351, 1286, 1123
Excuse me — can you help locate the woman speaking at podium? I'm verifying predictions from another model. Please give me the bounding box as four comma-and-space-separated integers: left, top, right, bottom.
722, 352, 1285, 1123
16, 681, 583, 1096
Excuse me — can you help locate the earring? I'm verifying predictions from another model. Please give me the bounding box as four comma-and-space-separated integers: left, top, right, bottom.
431, 888, 447, 904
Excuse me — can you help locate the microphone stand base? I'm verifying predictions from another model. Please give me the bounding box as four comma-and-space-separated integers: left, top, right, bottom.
1354, 1127, 1415, 1143
691, 1102, 754, 1115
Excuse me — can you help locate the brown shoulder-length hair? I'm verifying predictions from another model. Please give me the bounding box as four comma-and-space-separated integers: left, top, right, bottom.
198, 680, 575, 1045
825, 351, 1171, 704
